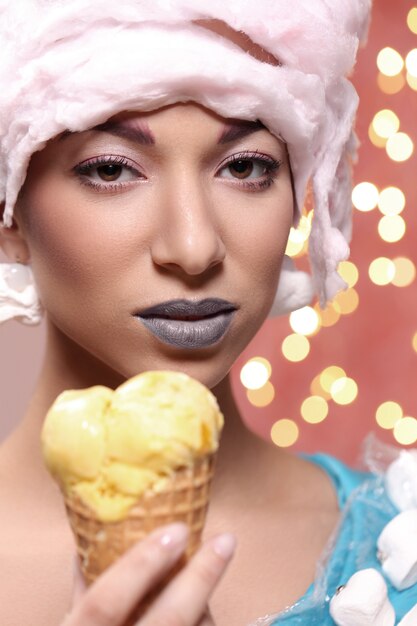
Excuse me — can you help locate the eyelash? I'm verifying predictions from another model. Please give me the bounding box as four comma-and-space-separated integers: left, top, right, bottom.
73, 151, 282, 193
74, 155, 142, 192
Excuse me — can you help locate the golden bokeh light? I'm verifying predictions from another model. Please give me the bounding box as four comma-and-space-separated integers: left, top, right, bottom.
406, 49, 417, 77
386, 132, 414, 162
247, 381, 275, 408
376, 401, 403, 430
310, 374, 331, 400
332, 288, 360, 315
285, 213, 312, 258
377, 72, 406, 95
408, 8, 417, 34
320, 366, 347, 393
270, 419, 299, 448
378, 215, 406, 243
289, 306, 320, 336
301, 396, 329, 424
330, 377, 358, 405
240, 358, 271, 390
352, 182, 379, 212
406, 71, 417, 90
285, 229, 305, 258
412, 332, 417, 353
315, 302, 341, 328
378, 187, 405, 216
372, 109, 400, 138
393, 417, 417, 446
338, 261, 359, 288
368, 123, 388, 148
377, 47, 404, 76
369, 257, 396, 286
392, 257, 416, 288
281, 334, 310, 362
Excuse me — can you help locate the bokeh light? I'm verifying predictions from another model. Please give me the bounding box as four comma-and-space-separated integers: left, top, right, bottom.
332, 288, 360, 315
377, 72, 406, 95
372, 109, 400, 138
408, 8, 417, 34
378, 186, 405, 215
247, 381, 275, 408
393, 417, 417, 446
378, 215, 406, 243
270, 419, 299, 448
301, 396, 329, 424
386, 132, 414, 162
369, 257, 396, 285
412, 332, 417, 353
289, 306, 320, 336
281, 334, 310, 362
352, 182, 379, 212
338, 261, 359, 288
240, 358, 271, 390
405, 49, 417, 77
320, 366, 347, 393
376, 401, 403, 429
330, 377, 358, 405
406, 71, 417, 90
377, 47, 404, 76
392, 257, 416, 288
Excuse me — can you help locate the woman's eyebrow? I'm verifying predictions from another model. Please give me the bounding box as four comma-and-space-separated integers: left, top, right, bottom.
218, 120, 266, 144
93, 120, 155, 145
59, 121, 155, 145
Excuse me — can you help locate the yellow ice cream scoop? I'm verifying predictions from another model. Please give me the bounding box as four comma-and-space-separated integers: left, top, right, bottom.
41, 371, 223, 522
41, 371, 223, 586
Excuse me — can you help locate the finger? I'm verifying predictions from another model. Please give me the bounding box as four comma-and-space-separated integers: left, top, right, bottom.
64, 522, 189, 626
140, 533, 236, 626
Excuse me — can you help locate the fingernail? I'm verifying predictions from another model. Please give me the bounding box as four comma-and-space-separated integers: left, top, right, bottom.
157, 523, 189, 549
212, 533, 236, 560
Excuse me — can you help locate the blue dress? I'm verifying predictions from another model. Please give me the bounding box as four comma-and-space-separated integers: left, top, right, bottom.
254, 453, 417, 625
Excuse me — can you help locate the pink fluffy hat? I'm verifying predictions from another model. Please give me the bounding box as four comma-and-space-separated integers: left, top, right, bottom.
0, 0, 371, 314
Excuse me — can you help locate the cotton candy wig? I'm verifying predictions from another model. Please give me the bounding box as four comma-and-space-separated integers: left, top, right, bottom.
0, 0, 371, 312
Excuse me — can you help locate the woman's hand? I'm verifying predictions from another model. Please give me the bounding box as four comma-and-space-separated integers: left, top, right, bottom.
63, 522, 235, 626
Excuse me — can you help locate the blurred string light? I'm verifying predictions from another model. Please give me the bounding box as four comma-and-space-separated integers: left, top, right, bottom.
405, 49, 417, 76
240, 357, 271, 390
377, 47, 404, 76
352, 181, 379, 212
408, 8, 417, 34
289, 306, 320, 336
378, 187, 405, 216
376, 401, 403, 430
270, 419, 299, 447
247, 382, 275, 408
282, 333, 310, 362
368, 256, 415, 288
378, 214, 406, 243
301, 396, 329, 424
330, 377, 358, 405
393, 417, 417, 446
285, 212, 313, 258
369, 109, 400, 148
386, 132, 414, 162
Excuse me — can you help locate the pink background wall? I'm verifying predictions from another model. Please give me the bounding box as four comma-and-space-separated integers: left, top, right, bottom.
1, 0, 416, 464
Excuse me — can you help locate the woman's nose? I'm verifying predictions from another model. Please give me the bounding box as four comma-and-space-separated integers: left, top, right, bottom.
150, 184, 226, 276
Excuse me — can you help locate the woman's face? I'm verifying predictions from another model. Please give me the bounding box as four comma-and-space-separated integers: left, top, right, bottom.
16, 103, 293, 389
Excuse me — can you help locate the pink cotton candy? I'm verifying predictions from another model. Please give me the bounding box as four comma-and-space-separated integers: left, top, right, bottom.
0, 0, 371, 311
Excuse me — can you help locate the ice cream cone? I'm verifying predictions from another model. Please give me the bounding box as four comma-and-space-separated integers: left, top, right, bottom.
64, 453, 216, 585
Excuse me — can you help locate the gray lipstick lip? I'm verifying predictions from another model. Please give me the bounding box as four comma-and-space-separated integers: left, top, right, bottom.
134, 298, 237, 349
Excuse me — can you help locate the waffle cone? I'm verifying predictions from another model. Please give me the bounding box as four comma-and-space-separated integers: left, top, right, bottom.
64, 453, 216, 586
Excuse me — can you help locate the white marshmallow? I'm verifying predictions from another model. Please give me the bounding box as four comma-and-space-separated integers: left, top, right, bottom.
385, 450, 417, 512
377, 510, 417, 591
329, 568, 395, 626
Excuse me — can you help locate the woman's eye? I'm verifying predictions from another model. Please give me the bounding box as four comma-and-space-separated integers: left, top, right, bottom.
218, 157, 276, 182
74, 156, 143, 189
96, 163, 125, 182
